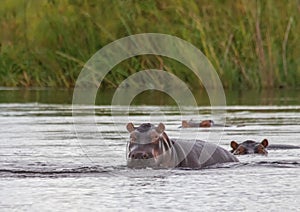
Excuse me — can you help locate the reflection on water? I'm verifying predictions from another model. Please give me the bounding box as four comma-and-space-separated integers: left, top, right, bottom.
0, 88, 300, 105
0, 89, 300, 211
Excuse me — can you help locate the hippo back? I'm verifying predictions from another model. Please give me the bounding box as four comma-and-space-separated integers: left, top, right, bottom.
172, 139, 238, 168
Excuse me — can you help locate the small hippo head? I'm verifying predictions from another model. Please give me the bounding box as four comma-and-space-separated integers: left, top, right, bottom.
199, 120, 214, 127
230, 139, 269, 155
182, 120, 214, 128
126, 122, 173, 168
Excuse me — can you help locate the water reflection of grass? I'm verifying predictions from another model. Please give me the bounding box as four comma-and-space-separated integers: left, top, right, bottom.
0, 0, 299, 89
1, 88, 299, 106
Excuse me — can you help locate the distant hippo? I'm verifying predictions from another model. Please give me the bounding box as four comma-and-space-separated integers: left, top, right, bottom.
126, 122, 239, 169
181, 119, 234, 128
230, 139, 269, 155
230, 139, 300, 155
182, 120, 214, 128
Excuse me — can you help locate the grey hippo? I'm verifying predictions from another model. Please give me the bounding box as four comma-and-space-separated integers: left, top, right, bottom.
126, 122, 239, 169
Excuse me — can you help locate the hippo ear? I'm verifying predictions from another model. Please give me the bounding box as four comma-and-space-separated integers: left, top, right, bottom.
261, 139, 269, 147
230, 141, 239, 150
156, 123, 165, 133
126, 123, 135, 133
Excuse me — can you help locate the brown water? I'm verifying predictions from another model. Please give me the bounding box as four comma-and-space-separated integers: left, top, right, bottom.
0, 88, 300, 211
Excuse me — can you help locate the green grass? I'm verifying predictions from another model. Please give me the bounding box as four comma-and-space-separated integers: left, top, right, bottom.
0, 0, 299, 89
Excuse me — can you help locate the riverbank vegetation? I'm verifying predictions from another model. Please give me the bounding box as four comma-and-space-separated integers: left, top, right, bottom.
0, 0, 299, 89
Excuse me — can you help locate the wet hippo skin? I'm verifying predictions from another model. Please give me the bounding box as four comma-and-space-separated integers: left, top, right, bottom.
126, 122, 239, 169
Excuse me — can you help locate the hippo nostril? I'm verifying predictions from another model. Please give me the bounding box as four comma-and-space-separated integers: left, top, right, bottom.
142, 153, 149, 159
129, 153, 136, 159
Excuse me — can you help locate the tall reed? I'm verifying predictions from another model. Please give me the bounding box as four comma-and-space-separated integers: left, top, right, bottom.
0, 0, 299, 89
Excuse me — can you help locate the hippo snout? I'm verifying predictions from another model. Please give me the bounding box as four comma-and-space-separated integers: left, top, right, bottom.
129, 151, 153, 160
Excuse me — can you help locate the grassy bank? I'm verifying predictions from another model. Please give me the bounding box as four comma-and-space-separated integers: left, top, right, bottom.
0, 0, 299, 89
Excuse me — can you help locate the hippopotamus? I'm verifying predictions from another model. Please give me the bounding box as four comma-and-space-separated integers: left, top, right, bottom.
230, 139, 300, 155
182, 120, 214, 128
126, 122, 239, 169
181, 119, 235, 128
230, 139, 269, 155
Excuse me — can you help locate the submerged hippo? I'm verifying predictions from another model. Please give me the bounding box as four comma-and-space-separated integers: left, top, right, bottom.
126, 122, 238, 169
230, 139, 300, 155
182, 120, 214, 128
181, 119, 234, 128
230, 139, 269, 155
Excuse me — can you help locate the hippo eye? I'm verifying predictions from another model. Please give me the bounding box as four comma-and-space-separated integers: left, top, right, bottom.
152, 136, 160, 144
236, 146, 245, 154
255, 144, 265, 154
240, 147, 245, 153
130, 135, 137, 143
150, 132, 160, 143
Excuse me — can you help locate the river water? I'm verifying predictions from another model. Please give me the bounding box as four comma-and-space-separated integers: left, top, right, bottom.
0, 89, 299, 211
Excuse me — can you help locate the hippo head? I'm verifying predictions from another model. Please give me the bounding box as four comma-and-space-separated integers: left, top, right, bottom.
199, 120, 214, 127
126, 122, 173, 168
230, 139, 269, 155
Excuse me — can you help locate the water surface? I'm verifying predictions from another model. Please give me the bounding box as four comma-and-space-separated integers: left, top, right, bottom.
0, 89, 300, 211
